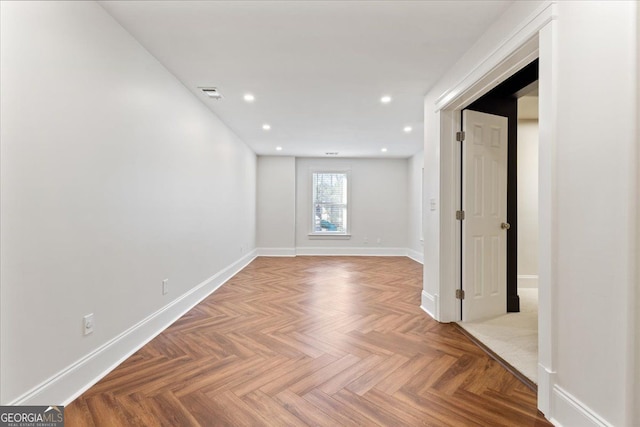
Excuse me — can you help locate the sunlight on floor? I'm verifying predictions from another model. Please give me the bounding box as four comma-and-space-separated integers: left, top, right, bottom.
458, 289, 538, 383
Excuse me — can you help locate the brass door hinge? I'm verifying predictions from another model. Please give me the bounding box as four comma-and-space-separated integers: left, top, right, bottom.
456, 210, 465, 220
455, 289, 465, 300
456, 131, 465, 142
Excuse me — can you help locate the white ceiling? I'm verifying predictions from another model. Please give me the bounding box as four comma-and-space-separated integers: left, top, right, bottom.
100, 1, 512, 158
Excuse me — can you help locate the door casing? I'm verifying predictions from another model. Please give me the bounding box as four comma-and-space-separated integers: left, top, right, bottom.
431, 15, 558, 413
436, 35, 540, 323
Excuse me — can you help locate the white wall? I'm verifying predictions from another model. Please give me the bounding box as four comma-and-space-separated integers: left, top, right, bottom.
552, 3, 636, 425
407, 151, 424, 263
0, 1, 256, 405
636, 5, 640, 425
256, 156, 415, 257
517, 119, 539, 288
295, 158, 408, 255
423, 1, 638, 425
256, 156, 296, 255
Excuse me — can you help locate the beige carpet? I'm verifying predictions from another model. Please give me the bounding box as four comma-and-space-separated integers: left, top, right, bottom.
458, 289, 538, 383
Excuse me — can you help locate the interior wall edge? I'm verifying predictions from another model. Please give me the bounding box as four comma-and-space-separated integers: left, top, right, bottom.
630, 2, 640, 425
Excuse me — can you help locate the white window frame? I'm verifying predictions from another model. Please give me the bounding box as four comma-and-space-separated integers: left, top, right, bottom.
308, 169, 351, 239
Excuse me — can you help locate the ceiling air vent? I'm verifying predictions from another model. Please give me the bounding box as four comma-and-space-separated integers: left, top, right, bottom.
325, 152, 339, 156
200, 87, 223, 100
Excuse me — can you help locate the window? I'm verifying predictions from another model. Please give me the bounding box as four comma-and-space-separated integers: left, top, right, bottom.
311, 171, 348, 234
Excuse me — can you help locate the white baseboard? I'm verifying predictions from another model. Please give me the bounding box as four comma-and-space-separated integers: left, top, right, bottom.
256, 247, 422, 261
406, 248, 424, 264
537, 363, 555, 417
295, 247, 408, 256
9, 250, 258, 406
550, 385, 613, 427
420, 290, 438, 320
518, 274, 539, 288
257, 247, 296, 257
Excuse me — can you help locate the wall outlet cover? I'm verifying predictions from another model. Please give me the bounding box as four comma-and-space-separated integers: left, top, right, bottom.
83, 313, 94, 335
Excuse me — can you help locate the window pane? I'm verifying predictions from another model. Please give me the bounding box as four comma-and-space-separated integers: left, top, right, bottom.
313, 172, 347, 233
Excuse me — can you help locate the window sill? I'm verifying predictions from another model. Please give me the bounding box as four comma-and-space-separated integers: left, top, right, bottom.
308, 233, 352, 240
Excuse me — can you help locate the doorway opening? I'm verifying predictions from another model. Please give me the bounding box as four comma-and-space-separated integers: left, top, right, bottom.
457, 60, 540, 386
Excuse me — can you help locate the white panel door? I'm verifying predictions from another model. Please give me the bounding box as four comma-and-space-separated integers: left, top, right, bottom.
462, 110, 508, 321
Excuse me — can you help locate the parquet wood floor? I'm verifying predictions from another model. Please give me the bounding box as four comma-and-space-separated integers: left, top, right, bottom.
66, 256, 551, 426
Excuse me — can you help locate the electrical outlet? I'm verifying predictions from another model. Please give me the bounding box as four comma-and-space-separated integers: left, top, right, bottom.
364, 236, 368, 244
430, 198, 437, 211
83, 313, 94, 335
162, 279, 169, 295
377, 237, 382, 244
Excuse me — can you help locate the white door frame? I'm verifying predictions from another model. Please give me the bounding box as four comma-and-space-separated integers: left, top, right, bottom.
432, 2, 557, 414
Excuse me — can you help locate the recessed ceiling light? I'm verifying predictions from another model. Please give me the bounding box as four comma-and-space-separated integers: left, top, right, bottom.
380, 95, 392, 104
262, 124, 271, 130
404, 126, 413, 133
276, 146, 283, 151
200, 87, 223, 100
244, 93, 255, 102
381, 148, 388, 152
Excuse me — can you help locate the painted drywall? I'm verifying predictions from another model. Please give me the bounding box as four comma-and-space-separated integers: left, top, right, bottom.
423, 0, 638, 425
295, 158, 408, 253
0, 1, 256, 404
516, 119, 538, 288
407, 151, 425, 263
256, 156, 296, 254
636, 4, 640, 425
551, 3, 635, 425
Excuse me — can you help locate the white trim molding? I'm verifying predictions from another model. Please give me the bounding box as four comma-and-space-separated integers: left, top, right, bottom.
407, 249, 424, 264
258, 247, 296, 257
435, 1, 556, 111
295, 247, 407, 257
9, 250, 258, 406
307, 234, 351, 240
538, 363, 556, 416
550, 385, 614, 427
420, 290, 438, 320
430, 2, 560, 422
258, 247, 422, 259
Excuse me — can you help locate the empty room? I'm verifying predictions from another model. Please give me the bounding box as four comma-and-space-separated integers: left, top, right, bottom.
1, 1, 638, 426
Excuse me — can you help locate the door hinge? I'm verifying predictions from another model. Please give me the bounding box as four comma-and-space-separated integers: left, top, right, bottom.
456, 210, 465, 220
456, 289, 465, 300
456, 131, 465, 142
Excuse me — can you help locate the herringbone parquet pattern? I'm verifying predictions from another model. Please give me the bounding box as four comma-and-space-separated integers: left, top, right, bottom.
67, 256, 551, 426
